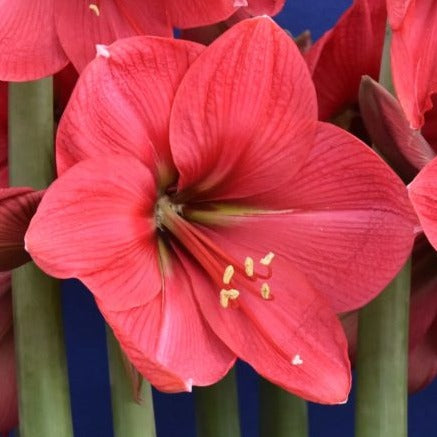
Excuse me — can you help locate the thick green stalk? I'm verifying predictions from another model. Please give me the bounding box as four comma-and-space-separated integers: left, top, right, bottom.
260, 379, 308, 437
106, 329, 156, 437
8, 79, 73, 436
355, 22, 410, 437
355, 260, 411, 437
194, 369, 240, 437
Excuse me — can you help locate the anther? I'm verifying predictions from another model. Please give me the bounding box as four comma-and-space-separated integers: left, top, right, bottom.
244, 257, 254, 277
260, 283, 271, 300
223, 265, 235, 285
220, 289, 240, 308
260, 252, 275, 266
89, 4, 100, 16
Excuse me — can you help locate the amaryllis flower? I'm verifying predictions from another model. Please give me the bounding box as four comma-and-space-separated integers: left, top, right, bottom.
25, 18, 414, 403
305, 0, 386, 122
387, 0, 437, 129
0, 0, 284, 80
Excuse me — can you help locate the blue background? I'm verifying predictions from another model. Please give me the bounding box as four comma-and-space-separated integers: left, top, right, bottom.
33, 1, 437, 436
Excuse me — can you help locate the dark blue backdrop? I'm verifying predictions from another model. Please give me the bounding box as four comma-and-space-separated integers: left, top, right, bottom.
39, 1, 437, 436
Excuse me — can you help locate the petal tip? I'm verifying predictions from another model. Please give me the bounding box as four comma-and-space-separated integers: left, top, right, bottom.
96, 44, 111, 59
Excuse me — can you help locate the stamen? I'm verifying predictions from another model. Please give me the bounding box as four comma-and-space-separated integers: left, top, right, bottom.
244, 257, 254, 277
260, 283, 271, 300
260, 252, 275, 266
291, 354, 303, 366
220, 289, 240, 308
223, 265, 235, 285
89, 4, 100, 16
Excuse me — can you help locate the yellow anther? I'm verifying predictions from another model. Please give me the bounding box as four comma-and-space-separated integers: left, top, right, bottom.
244, 257, 254, 277
260, 252, 275, 266
89, 4, 100, 16
220, 289, 240, 308
223, 265, 235, 285
260, 283, 271, 300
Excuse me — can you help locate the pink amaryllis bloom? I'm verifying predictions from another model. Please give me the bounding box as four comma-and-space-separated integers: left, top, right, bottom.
25, 18, 414, 403
0, 0, 284, 80
305, 0, 386, 122
387, 0, 437, 129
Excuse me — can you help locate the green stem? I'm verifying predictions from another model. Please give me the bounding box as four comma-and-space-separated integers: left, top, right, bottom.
355, 21, 410, 437
8, 79, 73, 436
106, 328, 156, 437
355, 259, 411, 437
194, 369, 240, 437
260, 379, 308, 437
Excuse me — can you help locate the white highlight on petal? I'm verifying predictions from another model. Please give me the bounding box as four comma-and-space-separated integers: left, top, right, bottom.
234, 0, 248, 6
291, 354, 303, 366
96, 44, 110, 59
185, 378, 193, 392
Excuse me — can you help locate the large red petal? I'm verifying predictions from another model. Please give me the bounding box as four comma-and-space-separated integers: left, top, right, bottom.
0, 331, 18, 434
165, 0, 236, 28
55, 0, 171, 72
409, 156, 437, 250
0, 273, 9, 298
246, 0, 285, 16
175, 247, 350, 404
391, 0, 437, 129
189, 123, 415, 312
305, 0, 386, 120
99, 246, 235, 392
0, 0, 68, 80
0, 188, 44, 271
422, 96, 437, 154
56, 37, 204, 182
0, 289, 12, 341
0, 81, 7, 188
171, 17, 317, 205
26, 155, 161, 312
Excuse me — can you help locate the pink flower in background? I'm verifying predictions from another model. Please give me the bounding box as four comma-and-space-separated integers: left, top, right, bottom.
25, 18, 414, 403
0, 0, 284, 80
305, 0, 386, 121
387, 0, 437, 129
